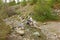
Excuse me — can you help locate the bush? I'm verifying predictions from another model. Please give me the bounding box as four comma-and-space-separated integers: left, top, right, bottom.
32, 0, 59, 22
0, 4, 9, 19
56, 0, 60, 3
21, 0, 27, 6
0, 0, 2, 4
29, 0, 37, 5
8, 1, 16, 6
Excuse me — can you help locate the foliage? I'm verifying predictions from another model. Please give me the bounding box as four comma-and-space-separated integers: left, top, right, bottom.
8, 1, 16, 6
17, 2, 20, 4
0, 4, 9, 19
32, 0, 59, 22
21, 0, 27, 6
29, 0, 37, 5
56, 0, 60, 3
0, 0, 2, 4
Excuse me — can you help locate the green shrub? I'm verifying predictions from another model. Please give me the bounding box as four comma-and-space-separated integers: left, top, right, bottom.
0, 5, 8, 19
32, 0, 59, 22
0, 0, 2, 4
8, 1, 16, 6
29, 0, 37, 5
17, 2, 20, 4
56, 0, 60, 3
21, 0, 27, 6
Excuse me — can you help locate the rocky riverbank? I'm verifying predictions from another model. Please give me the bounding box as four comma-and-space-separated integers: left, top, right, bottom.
3, 15, 60, 40
3, 15, 46, 40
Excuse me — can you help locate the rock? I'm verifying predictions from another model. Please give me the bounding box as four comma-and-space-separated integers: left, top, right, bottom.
33, 32, 40, 37
29, 17, 33, 21
26, 17, 34, 26
26, 20, 32, 25
43, 22, 47, 25
15, 29, 25, 36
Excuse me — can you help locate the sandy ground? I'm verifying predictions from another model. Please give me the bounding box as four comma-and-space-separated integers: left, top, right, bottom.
39, 22, 60, 40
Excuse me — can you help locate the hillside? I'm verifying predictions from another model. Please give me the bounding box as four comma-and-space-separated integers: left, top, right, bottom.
0, 0, 60, 40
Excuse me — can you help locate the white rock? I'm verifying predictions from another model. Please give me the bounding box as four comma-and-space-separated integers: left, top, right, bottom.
43, 22, 47, 25
16, 28, 25, 35
33, 32, 40, 36
18, 30, 24, 35
29, 17, 33, 21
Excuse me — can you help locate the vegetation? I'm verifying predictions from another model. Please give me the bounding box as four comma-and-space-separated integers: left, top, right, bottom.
32, 0, 60, 22
0, 19, 11, 40
0, 0, 2, 4
8, 1, 16, 6
0, 0, 60, 40
21, 0, 27, 6
0, 3, 11, 40
56, 0, 60, 3
29, 0, 37, 5
0, 1, 18, 40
